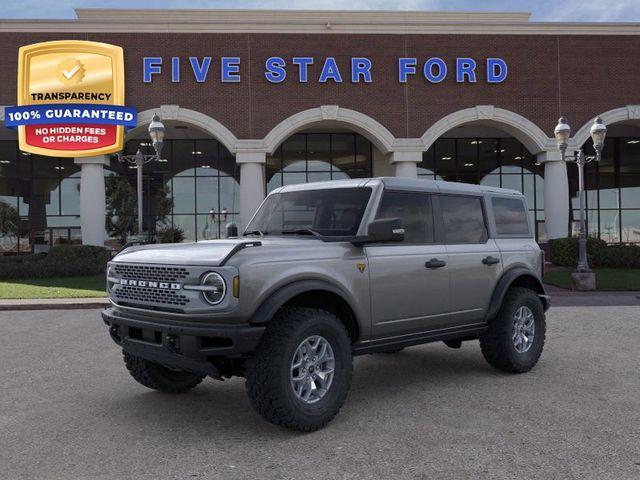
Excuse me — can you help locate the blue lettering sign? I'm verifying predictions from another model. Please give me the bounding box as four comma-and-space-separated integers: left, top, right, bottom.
221, 57, 241, 83
398, 58, 417, 83
265, 56, 287, 83
424, 58, 447, 83
487, 58, 508, 83
319, 57, 342, 83
292, 57, 313, 82
171, 57, 180, 83
351, 58, 372, 83
189, 57, 211, 83
143, 57, 162, 83
456, 58, 477, 83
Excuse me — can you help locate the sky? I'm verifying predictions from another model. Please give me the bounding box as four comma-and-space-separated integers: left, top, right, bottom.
0, 0, 639, 22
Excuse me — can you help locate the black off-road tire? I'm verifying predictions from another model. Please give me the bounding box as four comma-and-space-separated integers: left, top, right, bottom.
479, 287, 546, 373
245, 307, 353, 432
123, 351, 205, 393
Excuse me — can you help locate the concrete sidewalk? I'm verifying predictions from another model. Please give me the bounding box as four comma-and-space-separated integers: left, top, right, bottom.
544, 284, 640, 307
0, 297, 109, 311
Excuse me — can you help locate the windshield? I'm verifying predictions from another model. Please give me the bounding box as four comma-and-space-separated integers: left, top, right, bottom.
245, 187, 372, 237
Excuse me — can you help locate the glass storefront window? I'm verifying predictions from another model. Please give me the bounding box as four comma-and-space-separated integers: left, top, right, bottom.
621, 210, 640, 243
569, 136, 640, 244
267, 133, 372, 193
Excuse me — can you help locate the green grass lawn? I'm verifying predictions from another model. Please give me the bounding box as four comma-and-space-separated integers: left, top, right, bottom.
0, 275, 107, 299
544, 268, 640, 291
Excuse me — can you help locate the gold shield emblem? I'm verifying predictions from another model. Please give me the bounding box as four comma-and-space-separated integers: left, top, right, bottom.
357, 263, 366, 273
16, 40, 125, 157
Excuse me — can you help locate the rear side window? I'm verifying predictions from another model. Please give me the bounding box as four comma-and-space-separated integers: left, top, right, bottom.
376, 191, 434, 244
492, 197, 530, 236
440, 195, 488, 244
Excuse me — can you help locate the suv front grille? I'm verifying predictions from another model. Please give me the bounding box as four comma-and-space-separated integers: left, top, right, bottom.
111, 263, 193, 310
113, 264, 189, 282
115, 285, 189, 307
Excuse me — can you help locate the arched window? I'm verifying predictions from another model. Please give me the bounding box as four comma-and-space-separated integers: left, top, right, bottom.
419, 136, 545, 242
266, 133, 373, 193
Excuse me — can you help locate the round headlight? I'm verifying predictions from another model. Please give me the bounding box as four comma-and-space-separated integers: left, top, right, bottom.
106, 264, 115, 291
201, 272, 226, 305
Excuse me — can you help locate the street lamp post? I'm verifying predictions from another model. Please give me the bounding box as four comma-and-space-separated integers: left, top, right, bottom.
553, 116, 607, 289
117, 114, 166, 238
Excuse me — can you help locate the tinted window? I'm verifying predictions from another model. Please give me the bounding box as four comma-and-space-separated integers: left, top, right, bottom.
492, 197, 530, 236
440, 195, 487, 244
376, 191, 434, 244
246, 187, 371, 237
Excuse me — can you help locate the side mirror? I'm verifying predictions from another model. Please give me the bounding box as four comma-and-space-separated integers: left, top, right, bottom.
366, 217, 405, 243
226, 222, 239, 238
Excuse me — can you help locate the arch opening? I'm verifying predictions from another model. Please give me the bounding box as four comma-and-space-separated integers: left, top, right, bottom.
570, 119, 640, 244
418, 122, 547, 242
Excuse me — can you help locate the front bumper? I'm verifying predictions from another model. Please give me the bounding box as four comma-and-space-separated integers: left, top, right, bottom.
102, 307, 265, 377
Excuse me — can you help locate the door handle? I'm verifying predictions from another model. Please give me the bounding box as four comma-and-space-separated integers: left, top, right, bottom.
425, 258, 447, 269
482, 256, 501, 265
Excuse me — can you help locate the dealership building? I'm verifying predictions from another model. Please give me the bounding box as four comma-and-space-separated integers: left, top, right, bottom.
0, 8, 639, 252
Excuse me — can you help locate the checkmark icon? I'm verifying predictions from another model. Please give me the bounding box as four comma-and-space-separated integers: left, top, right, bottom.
62, 64, 80, 79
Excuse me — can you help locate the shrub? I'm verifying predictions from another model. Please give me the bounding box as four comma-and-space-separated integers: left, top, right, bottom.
549, 237, 640, 269
0, 245, 112, 279
157, 226, 185, 244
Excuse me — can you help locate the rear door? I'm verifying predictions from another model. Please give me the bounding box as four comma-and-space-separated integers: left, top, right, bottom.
365, 190, 451, 338
438, 194, 503, 325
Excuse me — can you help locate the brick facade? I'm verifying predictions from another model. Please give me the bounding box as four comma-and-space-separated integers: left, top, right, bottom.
0, 32, 638, 140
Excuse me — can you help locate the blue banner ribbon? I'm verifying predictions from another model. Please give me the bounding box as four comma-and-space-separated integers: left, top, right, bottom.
4, 104, 138, 128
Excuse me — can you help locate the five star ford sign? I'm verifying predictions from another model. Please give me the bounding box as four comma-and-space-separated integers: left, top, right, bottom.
4, 40, 137, 157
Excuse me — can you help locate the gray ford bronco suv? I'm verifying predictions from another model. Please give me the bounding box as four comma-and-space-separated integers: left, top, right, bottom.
102, 177, 550, 431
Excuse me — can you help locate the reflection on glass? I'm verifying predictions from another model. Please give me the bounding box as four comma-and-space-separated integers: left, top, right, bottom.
172, 177, 195, 214
172, 214, 196, 242
266, 133, 372, 193
621, 210, 640, 243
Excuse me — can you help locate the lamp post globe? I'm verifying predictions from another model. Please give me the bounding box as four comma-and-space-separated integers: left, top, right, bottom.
554, 117, 571, 155
148, 113, 166, 158
590, 116, 607, 154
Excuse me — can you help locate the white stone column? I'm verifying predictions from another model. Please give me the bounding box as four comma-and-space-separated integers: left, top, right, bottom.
74, 155, 109, 246
237, 151, 266, 230
538, 151, 569, 240
390, 151, 422, 178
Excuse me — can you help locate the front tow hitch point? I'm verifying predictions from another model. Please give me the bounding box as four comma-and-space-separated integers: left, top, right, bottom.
166, 334, 180, 353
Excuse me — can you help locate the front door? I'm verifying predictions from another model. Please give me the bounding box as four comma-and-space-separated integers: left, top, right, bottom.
365, 190, 451, 338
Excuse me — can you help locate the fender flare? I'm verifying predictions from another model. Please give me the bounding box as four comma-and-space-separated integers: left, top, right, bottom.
485, 267, 548, 321
250, 279, 359, 326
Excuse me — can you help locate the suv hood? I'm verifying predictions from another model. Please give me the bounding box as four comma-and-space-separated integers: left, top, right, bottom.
113, 237, 325, 266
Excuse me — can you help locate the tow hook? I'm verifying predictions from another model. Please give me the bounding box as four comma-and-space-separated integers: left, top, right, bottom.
109, 325, 121, 342
166, 334, 180, 353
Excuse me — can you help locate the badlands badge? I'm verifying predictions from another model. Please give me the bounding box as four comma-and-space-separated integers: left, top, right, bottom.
5, 40, 136, 157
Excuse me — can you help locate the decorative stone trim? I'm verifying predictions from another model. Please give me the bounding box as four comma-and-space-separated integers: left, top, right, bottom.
128, 106, 239, 153
572, 105, 640, 148
421, 105, 553, 154
263, 105, 396, 155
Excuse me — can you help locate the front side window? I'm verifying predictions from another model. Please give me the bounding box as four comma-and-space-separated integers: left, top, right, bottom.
245, 187, 372, 237
375, 191, 434, 244
492, 197, 530, 236
440, 195, 488, 244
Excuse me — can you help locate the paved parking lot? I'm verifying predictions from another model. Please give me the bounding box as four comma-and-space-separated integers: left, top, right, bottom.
1, 306, 639, 480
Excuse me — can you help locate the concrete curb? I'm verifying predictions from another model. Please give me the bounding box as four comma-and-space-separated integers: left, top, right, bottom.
0, 298, 109, 311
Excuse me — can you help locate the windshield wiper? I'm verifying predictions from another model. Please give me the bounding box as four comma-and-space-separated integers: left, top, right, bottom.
243, 229, 266, 236
281, 228, 322, 238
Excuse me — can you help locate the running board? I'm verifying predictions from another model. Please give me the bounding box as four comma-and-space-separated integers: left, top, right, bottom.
353, 324, 487, 355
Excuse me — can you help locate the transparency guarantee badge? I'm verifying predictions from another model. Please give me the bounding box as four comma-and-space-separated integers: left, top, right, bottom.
5, 40, 136, 157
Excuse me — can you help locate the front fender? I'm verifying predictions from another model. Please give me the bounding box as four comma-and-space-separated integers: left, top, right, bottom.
249, 279, 359, 326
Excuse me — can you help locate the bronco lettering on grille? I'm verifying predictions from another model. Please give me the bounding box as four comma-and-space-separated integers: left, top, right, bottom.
119, 279, 181, 290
